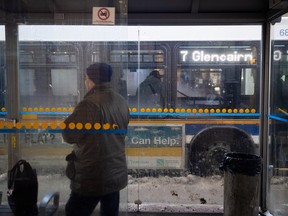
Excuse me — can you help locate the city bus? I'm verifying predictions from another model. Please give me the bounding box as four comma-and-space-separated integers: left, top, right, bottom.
0, 25, 263, 176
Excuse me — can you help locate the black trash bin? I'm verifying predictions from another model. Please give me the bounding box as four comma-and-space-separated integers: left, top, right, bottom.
220, 152, 262, 216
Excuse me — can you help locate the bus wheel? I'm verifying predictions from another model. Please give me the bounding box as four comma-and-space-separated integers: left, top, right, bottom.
189, 126, 255, 176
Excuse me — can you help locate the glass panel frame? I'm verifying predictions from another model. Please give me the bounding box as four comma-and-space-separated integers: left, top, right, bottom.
269, 15, 288, 216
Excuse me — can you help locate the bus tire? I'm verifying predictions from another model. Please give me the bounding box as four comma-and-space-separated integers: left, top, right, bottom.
189, 126, 255, 176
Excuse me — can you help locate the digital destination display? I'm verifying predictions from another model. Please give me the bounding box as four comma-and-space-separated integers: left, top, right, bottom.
179, 49, 255, 64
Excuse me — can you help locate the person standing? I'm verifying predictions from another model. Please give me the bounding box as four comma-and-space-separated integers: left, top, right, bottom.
137, 70, 165, 108
62, 63, 130, 216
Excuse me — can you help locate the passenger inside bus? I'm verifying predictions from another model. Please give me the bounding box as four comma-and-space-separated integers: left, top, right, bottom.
137, 70, 165, 109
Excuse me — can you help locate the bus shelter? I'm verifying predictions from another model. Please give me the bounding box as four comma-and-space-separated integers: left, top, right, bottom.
0, 1, 288, 215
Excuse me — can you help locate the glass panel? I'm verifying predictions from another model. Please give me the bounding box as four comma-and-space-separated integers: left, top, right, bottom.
269, 15, 288, 215
128, 25, 262, 209
0, 25, 7, 202
0, 24, 263, 213
0, 133, 8, 202
0, 26, 5, 111
17, 27, 129, 210
0, 2, 128, 213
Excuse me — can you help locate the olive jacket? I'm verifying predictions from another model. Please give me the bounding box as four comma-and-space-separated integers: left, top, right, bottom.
62, 83, 130, 196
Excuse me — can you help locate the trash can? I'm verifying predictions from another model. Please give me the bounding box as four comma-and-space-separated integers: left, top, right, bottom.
220, 152, 262, 216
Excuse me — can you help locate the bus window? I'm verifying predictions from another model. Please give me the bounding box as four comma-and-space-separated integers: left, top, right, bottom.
19, 69, 36, 95
51, 69, 78, 96
175, 43, 258, 110
177, 68, 222, 108
241, 68, 255, 95
86, 43, 168, 110
19, 42, 81, 108
125, 68, 165, 109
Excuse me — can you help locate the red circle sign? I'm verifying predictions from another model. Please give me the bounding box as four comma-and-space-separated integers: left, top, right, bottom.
98, 8, 110, 20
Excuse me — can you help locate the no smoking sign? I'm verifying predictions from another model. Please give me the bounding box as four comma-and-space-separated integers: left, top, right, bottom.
93, 7, 115, 25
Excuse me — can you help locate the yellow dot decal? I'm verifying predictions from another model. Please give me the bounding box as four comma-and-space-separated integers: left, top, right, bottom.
63, 108, 67, 112
25, 122, 32, 129
245, 109, 250, 113
204, 109, 209, 113
199, 109, 203, 113
41, 122, 48, 129
146, 108, 151, 112
51, 107, 56, 112
152, 108, 157, 112
7, 122, 13, 129
94, 123, 101, 130
39, 107, 44, 112
50, 122, 57, 129
45, 108, 50, 112
169, 108, 174, 113
233, 109, 238, 113
175, 108, 180, 113
181, 108, 185, 113
32, 122, 39, 129
0, 121, 4, 128
132, 108, 137, 112
68, 123, 75, 130
157, 108, 162, 112
228, 109, 232, 113
33, 107, 38, 112
68, 107, 73, 112
140, 108, 145, 112
85, 123, 92, 130
1, 107, 5, 112
239, 109, 244, 113
164, 108, 168, 113
251, 109, 256, 113
103, 123, 110, 130
57, 107, 62, 112
76, 123, 83, 130
28, 107, 33, 112
210, 109, 215, 113
222, 109, 227, 113
216, 109, 220, 113
112, 124, 119, 129
22, 107, 27, 112
192, 108, 197, 114
16, 122, 22, 129
59, 122, 66, 130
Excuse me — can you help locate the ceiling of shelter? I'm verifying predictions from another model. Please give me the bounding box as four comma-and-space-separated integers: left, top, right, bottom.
0, 0, 287, 25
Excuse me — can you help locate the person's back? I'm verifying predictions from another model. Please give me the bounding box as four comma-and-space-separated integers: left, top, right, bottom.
66, 84, 129, 195
62, 63, 130, 216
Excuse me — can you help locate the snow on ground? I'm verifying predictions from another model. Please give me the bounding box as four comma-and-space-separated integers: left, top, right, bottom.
0, 173, 224, 205
1, 172, 288, 215
127, 174, 224, 205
